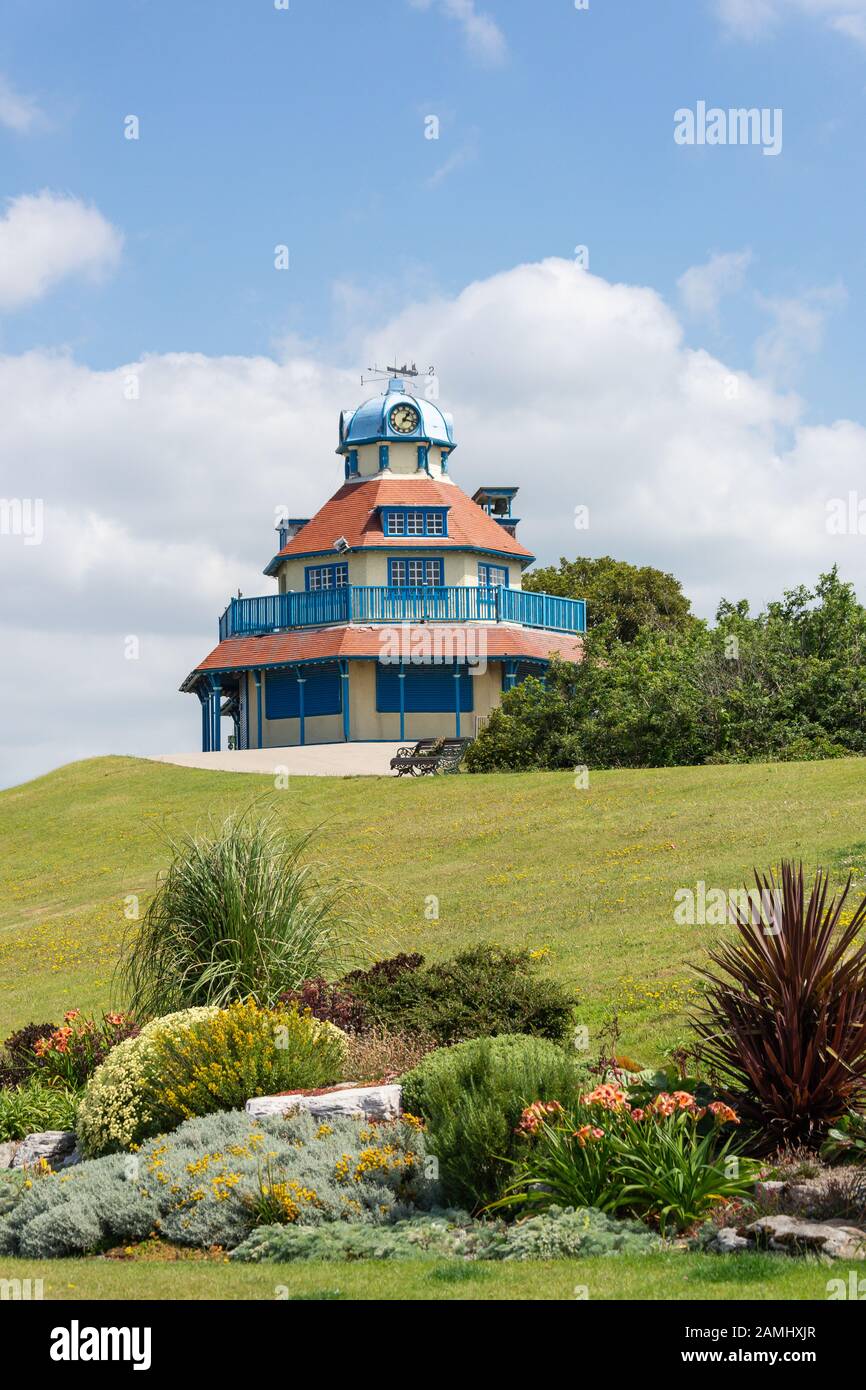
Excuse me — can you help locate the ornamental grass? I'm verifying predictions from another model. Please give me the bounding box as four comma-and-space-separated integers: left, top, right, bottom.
119, 812, 363, 1017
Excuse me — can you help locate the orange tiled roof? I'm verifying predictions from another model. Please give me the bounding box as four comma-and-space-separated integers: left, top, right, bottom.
188, 624, 583, 679
270, 478, 533, 566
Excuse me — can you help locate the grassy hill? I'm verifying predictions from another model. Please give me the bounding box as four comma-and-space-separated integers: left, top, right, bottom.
2, 754, 865, 1061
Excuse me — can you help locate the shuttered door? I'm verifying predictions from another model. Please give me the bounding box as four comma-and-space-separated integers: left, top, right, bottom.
265, 664, 342, 719
376, 663, 474, 713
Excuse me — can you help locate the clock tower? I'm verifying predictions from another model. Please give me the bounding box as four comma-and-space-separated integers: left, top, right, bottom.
337, 375, 455, 480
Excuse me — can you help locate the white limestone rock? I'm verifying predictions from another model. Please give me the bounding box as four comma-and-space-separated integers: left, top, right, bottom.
11, 1130, 78, 1171
247, 1083, 402, 1123
745, 1215, 866, 1260
707, 1227, 751, 1254
0, 1140, 20, 1169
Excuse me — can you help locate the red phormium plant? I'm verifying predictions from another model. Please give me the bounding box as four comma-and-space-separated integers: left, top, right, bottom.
692, 861, 866, 1150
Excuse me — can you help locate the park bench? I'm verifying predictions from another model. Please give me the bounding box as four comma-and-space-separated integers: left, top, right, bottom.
389, 737, 471, 776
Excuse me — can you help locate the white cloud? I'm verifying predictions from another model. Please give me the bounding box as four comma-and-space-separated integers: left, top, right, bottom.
754, 284, 846, 381
408, 0, 507, 66
715, 0, 866, 45
678, 249, 753, 321
5, 258, 866, 787
425, 138, 478, 187
0, 192, 123, 310
0, 73, 44, 132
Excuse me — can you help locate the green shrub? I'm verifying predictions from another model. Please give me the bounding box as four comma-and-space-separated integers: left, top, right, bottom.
231, 1205, 660, 1263
0, 1172, 25, 1219
502, 1205, 660, 1259
0, 1080, 78, 1142
142, 1000, 347, 1136
120, 813, 361, 1016
821, 1112, 866, 1164
0, 1110, 437, 1258
344, 945, 575, 1046
76, 1008, 219, 1157
400, 1033, 587, 1210
77, 1004, 347, 1158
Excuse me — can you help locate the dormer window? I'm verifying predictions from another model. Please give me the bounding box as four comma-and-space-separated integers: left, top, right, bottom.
380, 506, 448, 537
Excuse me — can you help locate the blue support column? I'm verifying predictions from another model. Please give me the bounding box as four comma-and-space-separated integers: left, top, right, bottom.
339, 659, 350, 742
296, 669, 306, 746
254, 670, 263, 749
212, 678, 222, 752
200, 691, 209, 751
398, 660, 406, 742
453, 664, 461, 738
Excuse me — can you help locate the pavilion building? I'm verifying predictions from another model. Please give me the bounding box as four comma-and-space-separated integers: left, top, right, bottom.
181, 376, 586, 749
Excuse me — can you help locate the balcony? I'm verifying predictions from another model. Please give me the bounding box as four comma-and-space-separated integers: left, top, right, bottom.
218, 585, 586, 641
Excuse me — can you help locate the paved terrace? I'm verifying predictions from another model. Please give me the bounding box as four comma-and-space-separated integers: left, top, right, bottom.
149, 743, 405, 777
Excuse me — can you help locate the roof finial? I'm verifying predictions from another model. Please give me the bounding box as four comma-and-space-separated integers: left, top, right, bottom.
361, 360, 428, 390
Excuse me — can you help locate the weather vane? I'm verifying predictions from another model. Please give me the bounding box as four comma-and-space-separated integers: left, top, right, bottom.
361, 360, 436, 387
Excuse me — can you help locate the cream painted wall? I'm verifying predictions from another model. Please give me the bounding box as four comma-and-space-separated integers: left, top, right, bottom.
242, 661, 504, 748
276, 549, 522, 591
352, 441, 452, 478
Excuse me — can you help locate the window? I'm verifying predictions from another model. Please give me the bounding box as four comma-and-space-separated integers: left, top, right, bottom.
479, 563, 509, 587
376, 662, 474, 713
381, 508, 448, 537
388, 557, 444, 587
265, 664, 342, 719
305, 562, 349, 591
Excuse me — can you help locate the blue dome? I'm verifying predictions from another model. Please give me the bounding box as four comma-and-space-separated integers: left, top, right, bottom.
338, 379, 454, 452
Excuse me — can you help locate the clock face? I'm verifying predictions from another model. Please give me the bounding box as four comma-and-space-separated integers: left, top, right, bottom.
389, 403, 420, 434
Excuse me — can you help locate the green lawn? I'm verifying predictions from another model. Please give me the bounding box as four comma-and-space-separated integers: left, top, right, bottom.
1, 753, 862, 1303
0, 1251, 835, 1300
1, 753, 864, 1058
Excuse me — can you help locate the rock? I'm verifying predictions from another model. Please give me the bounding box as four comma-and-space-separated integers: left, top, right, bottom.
754, 1179, 787, 1200
744, 1215, 866, 1260
247, 1083, 402, 1123
0, 1141, 20, 1169
11, 1130, 77, 1171
707, 1227, 751, 1254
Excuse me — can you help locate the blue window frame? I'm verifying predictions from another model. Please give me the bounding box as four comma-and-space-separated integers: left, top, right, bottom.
387, 557, 444, 587
265, 664, 342, 719
305, 562, 349, 591
346, 449, 359, 475
478, 562, 509, 587
376, 662, 474, 713
381, 507, 448, 537
379, 444, 390, 471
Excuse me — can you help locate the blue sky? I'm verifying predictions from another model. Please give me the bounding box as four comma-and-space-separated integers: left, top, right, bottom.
4, 0, 866, 785
2, 0, 864, 419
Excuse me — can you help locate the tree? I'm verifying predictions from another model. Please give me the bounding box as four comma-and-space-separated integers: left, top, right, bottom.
466, 570, 866, 773
523, 555, 695, 643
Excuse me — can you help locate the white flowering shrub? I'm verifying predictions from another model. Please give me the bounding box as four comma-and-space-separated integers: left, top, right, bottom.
75, 1008, 218, 1158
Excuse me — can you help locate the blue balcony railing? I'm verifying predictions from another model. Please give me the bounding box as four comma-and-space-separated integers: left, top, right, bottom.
218, 585, 586, 641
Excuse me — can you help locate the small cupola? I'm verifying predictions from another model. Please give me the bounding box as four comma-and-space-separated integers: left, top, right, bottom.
337, 368, 455, 482
472, 487, 520, 538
